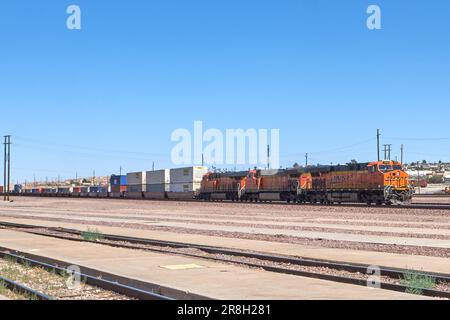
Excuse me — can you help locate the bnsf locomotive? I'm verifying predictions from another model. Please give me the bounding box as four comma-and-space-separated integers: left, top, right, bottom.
198, 161, 413, 205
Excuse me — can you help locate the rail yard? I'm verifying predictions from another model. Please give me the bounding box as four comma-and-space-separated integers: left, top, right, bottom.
0, 194, 449, 300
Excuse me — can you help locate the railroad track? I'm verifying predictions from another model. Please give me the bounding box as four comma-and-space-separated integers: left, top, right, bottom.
0, 251, 176, 300
1, 221, 449, 299
10, 194, 450, 210
0, 274, 52, 300
0, 235, 209, 300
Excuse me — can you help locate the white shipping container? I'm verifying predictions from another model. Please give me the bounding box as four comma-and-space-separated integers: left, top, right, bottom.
127, 171, 147, 192
170, 166, 208, 184
169, 182, 202, 193
146, 169, 170, 185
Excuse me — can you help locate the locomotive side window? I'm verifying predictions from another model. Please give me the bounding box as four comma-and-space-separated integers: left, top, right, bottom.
379, 165, 393, 172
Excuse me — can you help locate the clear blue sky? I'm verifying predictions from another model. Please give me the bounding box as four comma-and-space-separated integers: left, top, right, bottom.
1, 0, 449, 183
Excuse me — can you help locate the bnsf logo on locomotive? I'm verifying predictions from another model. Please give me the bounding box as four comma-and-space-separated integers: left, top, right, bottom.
332, 175, 350, 184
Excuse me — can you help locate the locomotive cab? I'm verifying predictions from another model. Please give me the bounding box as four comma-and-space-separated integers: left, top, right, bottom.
368, 160, 412, 204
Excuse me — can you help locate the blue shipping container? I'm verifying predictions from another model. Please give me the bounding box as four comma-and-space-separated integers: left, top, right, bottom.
110, 175, 127, 186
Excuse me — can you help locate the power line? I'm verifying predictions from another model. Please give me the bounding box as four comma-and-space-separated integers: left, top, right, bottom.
385, 136, 450, 141
281, 137, 376, 157
14, 136, 166, 157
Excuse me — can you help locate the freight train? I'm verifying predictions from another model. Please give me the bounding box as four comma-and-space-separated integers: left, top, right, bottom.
197, 160, 413, 205
10, 161, 413, 205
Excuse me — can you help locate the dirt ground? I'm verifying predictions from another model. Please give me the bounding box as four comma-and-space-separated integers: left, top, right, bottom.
1, 196, 450, 259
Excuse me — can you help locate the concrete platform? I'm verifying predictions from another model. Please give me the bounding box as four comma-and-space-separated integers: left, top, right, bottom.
0, 229, 426, 300
0, 295, 9, 300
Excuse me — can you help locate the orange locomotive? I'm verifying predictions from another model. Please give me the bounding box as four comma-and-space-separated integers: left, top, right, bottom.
198, 171, 248, 201
198, 160, 412, 205
299, 161, 411, 205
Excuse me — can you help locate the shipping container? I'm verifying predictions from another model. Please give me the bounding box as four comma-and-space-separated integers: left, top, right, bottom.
169, 182, 202, 193
111, 185, 127, 193
146, 169, 170, 184
127, 172, 146, 192
57, 187, 72, 194
146, 183, 170, 192
89, 186, 106, 193
0, 186, 3, 193
170, 166, 208, 184
73, 187, 82, 193
145, 169, 170, 192
110, 175, 127, 186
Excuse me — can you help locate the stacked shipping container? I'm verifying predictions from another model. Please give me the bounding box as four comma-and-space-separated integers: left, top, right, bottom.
127, 171, 146, 192
146, 169, 170, 192
169, 166, 208, 192
110, 175, 127, 193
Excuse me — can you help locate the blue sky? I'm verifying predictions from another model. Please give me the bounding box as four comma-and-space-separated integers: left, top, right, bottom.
1, 1, 449, 182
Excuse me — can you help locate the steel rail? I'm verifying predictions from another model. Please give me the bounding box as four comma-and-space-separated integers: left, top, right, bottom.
0, 246, 205, 300
11, 194, 450, 210
1, 221, 449, 299
0, 275, 52, 300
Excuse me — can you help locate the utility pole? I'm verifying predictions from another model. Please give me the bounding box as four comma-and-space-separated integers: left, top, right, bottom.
383, 144, 392, 160
119, 166, 122, 176
93, 170, 95, 186
401, 144, 404, 164
152, 161, 155, 171
267, 144, 270, 169
377, 129, 381, 161
3, 135, 11, 201
3, 136, 6, 201
305, 153, 308, 167
7, 136, 10, 201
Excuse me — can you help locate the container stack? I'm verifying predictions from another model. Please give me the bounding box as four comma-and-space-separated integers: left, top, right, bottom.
110, 175, 127, 193
146, 169, 170, 192
143, 169, 170, 199
168, 166, 208, 198
126, 171, 146, 193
